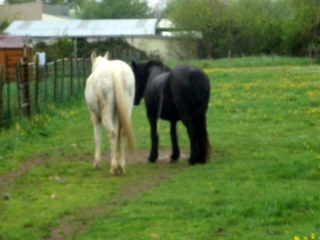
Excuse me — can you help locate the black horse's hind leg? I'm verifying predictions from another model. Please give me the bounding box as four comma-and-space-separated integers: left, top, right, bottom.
148, 118, 158, 162
183, 117, 207, 165
186, 115, 209, 165
184, 119, 197, 165
170, 120, 180, 162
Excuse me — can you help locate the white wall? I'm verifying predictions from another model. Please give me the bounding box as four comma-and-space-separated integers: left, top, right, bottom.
42, 13, 69, 21
126, 36, 198, 62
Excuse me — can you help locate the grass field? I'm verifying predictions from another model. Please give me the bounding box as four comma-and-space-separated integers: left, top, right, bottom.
0, 56, 320, 239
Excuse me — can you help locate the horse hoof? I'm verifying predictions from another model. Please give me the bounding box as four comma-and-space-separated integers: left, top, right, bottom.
93, 163, 100, 169
169, 159, 178, 164
148, 156, 157, 163
110, 168, 125, 175
188, 160, 196, 166
171, 152, 180, 160
196, 159, 207, 164
110, 166, 126, 175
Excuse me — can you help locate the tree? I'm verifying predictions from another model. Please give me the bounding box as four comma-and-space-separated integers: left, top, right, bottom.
0, 20, 9, 33
77, 0, 151, 19
0, 4, 11, 33
167, 0, 320, 58
5, 0, 32, 3
281, 0, 320, 55
5, 0, 79, 5
167, 0, 237, 58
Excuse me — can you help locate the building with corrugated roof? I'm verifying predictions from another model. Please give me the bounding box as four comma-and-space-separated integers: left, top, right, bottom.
4, 18, 199, 61
4, 19, 158, 38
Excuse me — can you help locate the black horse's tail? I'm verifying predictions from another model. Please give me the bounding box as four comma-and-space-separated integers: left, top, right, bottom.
189, 70, 211, 163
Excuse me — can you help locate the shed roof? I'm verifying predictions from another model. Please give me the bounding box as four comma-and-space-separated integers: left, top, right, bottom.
0, 35, 28, 48
4, 19, 159, 38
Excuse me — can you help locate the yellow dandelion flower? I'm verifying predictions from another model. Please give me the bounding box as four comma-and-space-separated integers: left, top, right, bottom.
15, 123, 23, 133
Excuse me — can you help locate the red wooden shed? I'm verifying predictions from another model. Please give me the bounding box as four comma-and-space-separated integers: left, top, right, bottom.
0, 35, 33, 81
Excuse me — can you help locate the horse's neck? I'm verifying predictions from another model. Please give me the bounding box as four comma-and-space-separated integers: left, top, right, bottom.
92, 57, 106, 72
148, 67, 164, 81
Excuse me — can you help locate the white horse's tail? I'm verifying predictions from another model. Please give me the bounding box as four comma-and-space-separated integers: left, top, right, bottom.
112, 71, 136, 151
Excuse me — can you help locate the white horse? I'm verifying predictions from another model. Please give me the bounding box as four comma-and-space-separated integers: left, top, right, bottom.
85, 51, 135, 175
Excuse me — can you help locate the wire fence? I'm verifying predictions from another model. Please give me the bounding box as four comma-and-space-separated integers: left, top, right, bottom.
0, 55, 91, 129
0, 46, 155, 130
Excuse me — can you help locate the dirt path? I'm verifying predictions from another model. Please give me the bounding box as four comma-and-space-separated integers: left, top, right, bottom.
0, 152, 54, 198
0, 150, 188, 194
47, 163, 180, 239
0, 149, 189, 239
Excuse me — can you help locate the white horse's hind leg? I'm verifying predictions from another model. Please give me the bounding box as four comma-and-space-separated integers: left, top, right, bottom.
118, 127, 127, 174
111, 122, 126, 175
101, 108, 122, 175
110, 124, 125, 175
91, 113, 102, 169
109, 125, 119, 175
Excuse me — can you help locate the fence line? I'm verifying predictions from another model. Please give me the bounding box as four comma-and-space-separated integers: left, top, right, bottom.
0, 64, 4, 128
0, 55, 92, 129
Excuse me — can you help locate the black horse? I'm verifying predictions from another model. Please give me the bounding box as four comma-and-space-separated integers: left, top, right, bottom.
131, 60, 211, 165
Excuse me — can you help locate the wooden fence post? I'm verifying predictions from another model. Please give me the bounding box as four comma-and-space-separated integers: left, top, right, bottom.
61, 56, 65, 101
22, 57, 31, 119
70, 54, 73, 96
76, 57, 80, 92
83, 56, 86, 89
5, 55, 11, 121
54, 56, 57, 102
35, 54, 39, 113
0, 64, 4, 128
15, 62, 22, 118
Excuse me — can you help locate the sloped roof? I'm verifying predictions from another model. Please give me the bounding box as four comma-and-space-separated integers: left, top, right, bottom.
4, 19, 158, 38
0, 35, 29, 48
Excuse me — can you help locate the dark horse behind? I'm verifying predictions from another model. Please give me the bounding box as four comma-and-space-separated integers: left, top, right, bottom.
131, 60, 211, 165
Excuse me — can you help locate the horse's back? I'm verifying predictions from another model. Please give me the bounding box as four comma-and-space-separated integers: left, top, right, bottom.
145, 72, 179, 120
109, 60, 135, 94
85, 58, 135, 116
169, 64, 210, 116
86, 59, 134, 95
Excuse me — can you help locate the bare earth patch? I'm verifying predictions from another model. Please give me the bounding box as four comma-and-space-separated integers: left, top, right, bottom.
0, 152, 54, 199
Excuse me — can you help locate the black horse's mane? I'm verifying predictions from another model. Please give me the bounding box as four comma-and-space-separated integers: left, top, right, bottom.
146, 60, 171, 72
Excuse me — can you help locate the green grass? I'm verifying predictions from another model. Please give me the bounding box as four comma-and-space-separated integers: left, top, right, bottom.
169, 55, 312, 69
76, 167, 320, 239
1, 57, 320, 239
